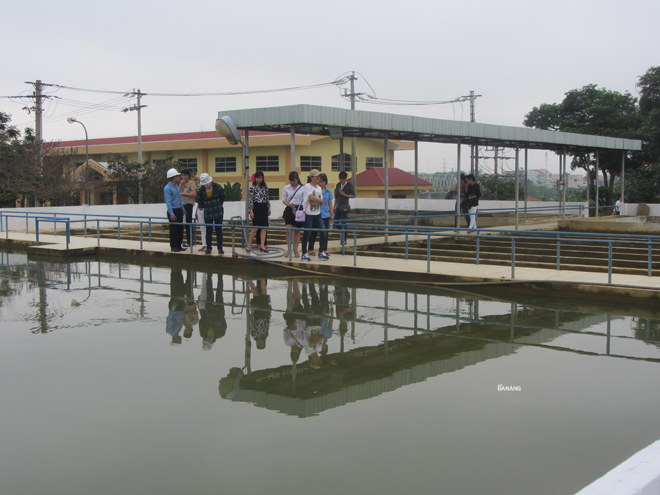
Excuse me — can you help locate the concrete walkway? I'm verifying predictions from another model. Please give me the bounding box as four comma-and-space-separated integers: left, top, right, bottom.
2, 226, 660, 301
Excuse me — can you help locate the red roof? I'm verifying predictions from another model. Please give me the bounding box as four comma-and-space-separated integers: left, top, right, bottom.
55, 129, 286, 148
347, 168, 432, 187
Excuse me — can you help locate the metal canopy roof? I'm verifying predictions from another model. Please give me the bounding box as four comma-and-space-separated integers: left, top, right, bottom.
218, 104, 642, 153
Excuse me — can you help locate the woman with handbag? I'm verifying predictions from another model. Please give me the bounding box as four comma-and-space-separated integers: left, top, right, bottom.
247, 171, 271, 253
282, 171, 305, 258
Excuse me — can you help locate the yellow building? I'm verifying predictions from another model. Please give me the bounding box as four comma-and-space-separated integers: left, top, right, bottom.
58, 130, 414, 205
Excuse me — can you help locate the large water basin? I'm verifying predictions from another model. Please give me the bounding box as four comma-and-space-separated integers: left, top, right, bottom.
1, 251, 659, 495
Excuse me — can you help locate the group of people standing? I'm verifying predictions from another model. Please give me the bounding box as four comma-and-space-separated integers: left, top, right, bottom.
282, 168, 355, 261
165, 167, 356, 258
164, 167, 225, 255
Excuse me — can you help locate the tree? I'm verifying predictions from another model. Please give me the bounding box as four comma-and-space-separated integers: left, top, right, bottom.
622, 165, 660, 204
637, 66, 660, 165
524, 85, 641, 188
478, 174, 525, 201
106, 154, 173, 204
0, 112, 81, 207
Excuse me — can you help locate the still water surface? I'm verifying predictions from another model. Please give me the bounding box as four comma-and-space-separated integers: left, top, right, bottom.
1, 251, 659, 495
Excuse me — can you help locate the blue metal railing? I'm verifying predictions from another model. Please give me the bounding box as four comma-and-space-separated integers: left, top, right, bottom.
2, 209, 659, 285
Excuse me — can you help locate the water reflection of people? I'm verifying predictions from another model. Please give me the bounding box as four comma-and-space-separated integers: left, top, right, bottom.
301, 283, 330, 368
334, 285, 354, 344
167, 268, 185, 344
198, 273, 227, 350
249, 280, 271, 350
283, 281, 305, 363
183, 270, 198, 339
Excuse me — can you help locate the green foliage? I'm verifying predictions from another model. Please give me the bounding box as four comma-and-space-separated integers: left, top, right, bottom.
223, 181, 242, 202
0, 112, 81, 206
478, 174, 525, 201
524, 84, 641, 187
106, 154, 172, 204
623, 165, 660, 203
637, 67, 660, 165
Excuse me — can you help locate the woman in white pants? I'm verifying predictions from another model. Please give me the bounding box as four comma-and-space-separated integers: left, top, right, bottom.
466, 173, 481, 233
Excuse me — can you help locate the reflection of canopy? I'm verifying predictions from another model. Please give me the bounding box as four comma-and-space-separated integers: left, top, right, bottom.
222, 309, 608, 418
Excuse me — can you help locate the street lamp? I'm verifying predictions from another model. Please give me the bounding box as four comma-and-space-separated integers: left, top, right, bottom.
215, 116, 249, 220
67, 117, 90, 205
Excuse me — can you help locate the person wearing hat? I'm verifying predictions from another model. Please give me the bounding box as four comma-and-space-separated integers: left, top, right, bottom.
164, 168, 185, 252
196, 173, 226, 255
301, 169, 328, 261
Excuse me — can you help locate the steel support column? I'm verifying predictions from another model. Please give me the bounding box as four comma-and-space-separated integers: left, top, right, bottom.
456, 139, 461, 229
414, 141, 419, 227
596, 150, 600, 218
515, 148, 520, 230
290, 126, 296, 172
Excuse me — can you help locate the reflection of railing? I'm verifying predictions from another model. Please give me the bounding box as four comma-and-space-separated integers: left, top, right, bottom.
3, 257, 655, 353
2, 210, 660, 283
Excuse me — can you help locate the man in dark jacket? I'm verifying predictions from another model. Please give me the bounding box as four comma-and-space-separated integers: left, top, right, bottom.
196, 173, 226, 255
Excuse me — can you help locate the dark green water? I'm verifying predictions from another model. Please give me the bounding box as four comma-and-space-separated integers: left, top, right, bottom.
1, 251, 659, 495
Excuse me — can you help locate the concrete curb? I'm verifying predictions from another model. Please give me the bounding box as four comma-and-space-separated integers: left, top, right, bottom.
575, 439, 660, 495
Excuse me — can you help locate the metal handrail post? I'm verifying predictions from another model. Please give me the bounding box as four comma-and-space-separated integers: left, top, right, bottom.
476, 236, 480, 265
511, 238, 516, 279
117, 218, 121, 240
36, 219, 40, 246
66, 221, 70, 250
405, 228, 409, 260
648, 240, 653, 277
231, 224, 236, 257
353, 231, 357, 267
54, 213, 57, 236
427, 234, 431, 273
84, 214, 87, 238
140, 222, 143, 250
608, 241, 613, 284
148, 219, 152, 243
0, 211, 3, 232
26, 213, 29, 234
97, 220, 100, 247
288, 230, 292, 262
557, 238, 561, 271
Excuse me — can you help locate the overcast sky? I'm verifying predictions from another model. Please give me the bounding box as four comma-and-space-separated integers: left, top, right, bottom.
2, 0, 658, 174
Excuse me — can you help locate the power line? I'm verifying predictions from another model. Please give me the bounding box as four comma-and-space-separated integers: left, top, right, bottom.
49, 78, 349, 97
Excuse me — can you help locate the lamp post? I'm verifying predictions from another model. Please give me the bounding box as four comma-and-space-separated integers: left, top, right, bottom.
215, 116, 249, 220
67, 117, 90, 205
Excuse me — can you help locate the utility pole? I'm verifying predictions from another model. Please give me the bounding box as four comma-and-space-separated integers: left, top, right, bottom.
123, 89, 147, 203
24, 80, 52, 206
344, 72, 364, 193
462, 90, 481, 177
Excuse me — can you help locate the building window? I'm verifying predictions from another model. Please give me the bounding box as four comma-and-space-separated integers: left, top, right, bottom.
332, 153, 353, 172
268, 188, 279, 201
366, 157, 383, 169
178, 158, 198, 174
300, 156, 322, 172
392, 194, 406, 199
256, 155, 279, 172
215, 157, 237, 173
